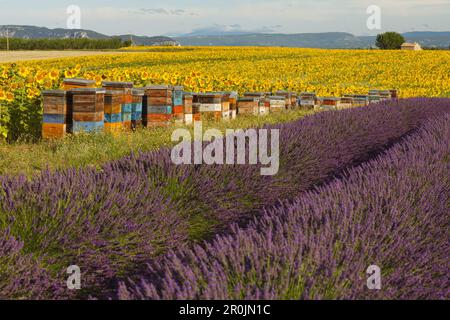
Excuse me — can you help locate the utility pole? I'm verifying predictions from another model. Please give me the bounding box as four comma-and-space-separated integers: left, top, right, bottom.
6, 28, 10, 51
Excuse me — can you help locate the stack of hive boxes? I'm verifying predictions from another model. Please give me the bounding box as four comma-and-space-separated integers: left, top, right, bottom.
267, 96, 286, 113
244, 92, 268, 115
299, 92, 319, 110
42, 90, 69, 139
131, 89, 144, 130
337, 96, 354, 110
144, 85, 173, 127
389, 90, 398, 99
237, 97, 259, 115
276, 91, 298, 109
379, 90, 392, 101
173, 86, 185, 124
102, 82, 134, 131
229, 92, 238, 119
71, 88, 105, 134
368, 90, 381, 104
319, 97, 340, 111
183, 94, 194, 125
104, 90, 123, 134
195, 93, 229, 121
351, 95, 369, 107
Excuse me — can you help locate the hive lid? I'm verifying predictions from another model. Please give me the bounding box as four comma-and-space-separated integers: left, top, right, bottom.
63, 78, 95, 85
41, 90, 66, 96
173, 86, 184, 91
238, 97, 258, 102
132, 88, 145, 95
69, 88, 106, 94
268, 96, 286, 100
102, 81, 134, 88
145, 85, 172, 90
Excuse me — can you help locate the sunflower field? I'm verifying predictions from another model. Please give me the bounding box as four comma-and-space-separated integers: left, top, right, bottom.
0, 46, 449, 141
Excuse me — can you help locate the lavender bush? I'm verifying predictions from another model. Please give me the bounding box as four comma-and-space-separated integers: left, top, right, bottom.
0, 98, 449, 298
117, 114, 450, 300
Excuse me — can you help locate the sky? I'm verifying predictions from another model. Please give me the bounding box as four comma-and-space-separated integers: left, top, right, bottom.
0, 0, 449, 36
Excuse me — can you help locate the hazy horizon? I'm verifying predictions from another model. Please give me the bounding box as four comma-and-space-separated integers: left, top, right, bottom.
0, 0, 449, 37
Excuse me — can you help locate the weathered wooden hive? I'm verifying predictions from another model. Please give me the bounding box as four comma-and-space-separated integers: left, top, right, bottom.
144, 85, 173, 127
70, 88, 105, 133
172, 86, 185, 124
237, 97, 259, 115
42, 90, 69, 139
267, 96, 286, 113
104, 90, 123, 134
299, 92, 318, 109
131, 89, 144, 130
102, 81, 134, 130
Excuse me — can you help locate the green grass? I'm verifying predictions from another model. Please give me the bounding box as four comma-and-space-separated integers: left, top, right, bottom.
0, 109, 314, 177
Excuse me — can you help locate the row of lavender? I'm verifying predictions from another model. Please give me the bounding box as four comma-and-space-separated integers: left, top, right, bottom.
1, 98, 449, 299
117, 113, 450, 300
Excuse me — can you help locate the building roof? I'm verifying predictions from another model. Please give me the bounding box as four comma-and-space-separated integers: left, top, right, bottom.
401, 42, 420, 47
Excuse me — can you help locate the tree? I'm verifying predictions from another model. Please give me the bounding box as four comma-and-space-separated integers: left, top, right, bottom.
375, 32, 405, 50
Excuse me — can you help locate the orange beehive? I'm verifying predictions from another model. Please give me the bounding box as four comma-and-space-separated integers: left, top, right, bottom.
42, 90, 70, 139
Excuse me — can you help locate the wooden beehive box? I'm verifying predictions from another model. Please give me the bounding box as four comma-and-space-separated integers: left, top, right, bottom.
389, 89, 398, 99
42, 90, 69, 139
319, 97, 339, 111
131, 89, 144, 130
237, 97, 259, 115
173, 86, 184, 108
299, 92, 318, 109
143, 85, 173, 127
62, 78, 96, 90
268, 96, 286, 112
70, 88, 105, 133
379, 90, 392, 101
337, 96, 353, 110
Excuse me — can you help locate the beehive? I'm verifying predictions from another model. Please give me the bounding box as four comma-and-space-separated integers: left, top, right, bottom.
268, 96, 286, 113
183, 94, 194, 125
194, 93, 226, 121
102, 81, 134, 130
237, 97, 259, 115
368, 95, 381, 104
318, 97, 340, 111
62, 78, 95, 90
275, 91, 293, 109
299, 92, 318, 109
337, 96, 354, 110
389, 89, 398, 99
70, 88, 105, 133
144, 85, 173, 126
379, 90, 392, 101
104, 90, 123, 134
131, 89, 144, 130
229, 92, 238, 119
172, 86, 185, 124
42, 90, 69, 139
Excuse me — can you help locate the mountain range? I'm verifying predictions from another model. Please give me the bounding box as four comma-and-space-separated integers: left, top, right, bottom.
175, 31, 450, 48
0, 25, 178, 46
1, 25, 449, 49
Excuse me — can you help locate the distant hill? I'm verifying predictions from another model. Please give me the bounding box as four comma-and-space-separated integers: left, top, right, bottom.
175, 31, 450, 48
1, 26, 448, 49
0, 25, 179, 46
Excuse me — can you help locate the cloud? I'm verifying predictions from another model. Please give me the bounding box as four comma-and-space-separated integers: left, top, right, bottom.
134, 8, 197, 16
180, 24, 284, 36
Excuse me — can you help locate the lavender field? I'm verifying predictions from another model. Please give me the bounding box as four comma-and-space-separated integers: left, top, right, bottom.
1, 98, 449, 299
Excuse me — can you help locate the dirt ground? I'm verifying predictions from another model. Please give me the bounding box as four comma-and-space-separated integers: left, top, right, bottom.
0, 50, 126, 63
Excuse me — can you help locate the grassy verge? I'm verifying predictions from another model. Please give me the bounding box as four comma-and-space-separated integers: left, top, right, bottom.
0, 109, 313, 177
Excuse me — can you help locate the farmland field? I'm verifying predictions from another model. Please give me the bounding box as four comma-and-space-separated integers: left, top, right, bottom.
0, 46, 449, 300
0, 50, 127, 63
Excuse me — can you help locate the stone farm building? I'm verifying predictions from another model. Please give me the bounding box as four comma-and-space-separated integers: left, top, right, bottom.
401, 42, 423, 51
